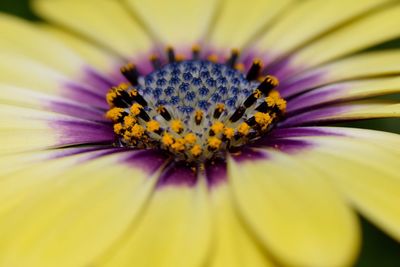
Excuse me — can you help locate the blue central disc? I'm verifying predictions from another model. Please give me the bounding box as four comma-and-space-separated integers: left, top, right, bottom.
137, 60, 254, 122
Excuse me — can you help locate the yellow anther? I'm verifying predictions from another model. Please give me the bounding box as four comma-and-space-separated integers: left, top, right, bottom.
146, 120, 160, 132
265, 96, 276, 107
216, 103, 225, 112
171, 119, 183, 133
156, 105, 165, 113
171, 138, 186, 152
254, 112, 272, 126
211, 121, 225, 134
192, 44, 201, 53
208, 137, 222, 149
130, 103, 143, 116
207, 54, 218, 63
238, 122, 250, 136
176, 54, 185, 62
120, 63, 135, 72
269, 90, 281, 98
131, 124, 145, 138
105, 107, 125, 121
123, 131, 133, 141
162, 133, 174, 146
231, 48, 240, 56
106, 91, 117, 106
123, 115, 136, 127
130, 89, 138, 96
235, 63, 245, 72
113, 123, 123, 135
184, 133, 197, 144
150, 54, 159, 61
195, 110, 203, 124
190, 144, 202, 157
118, 82, 130, 90
276, 98, 287, 112
253, 59, 264, 68
223, 127, 235, 139
265, 75, 279, 87
254, 89, 262, 99
265, 90, 285, 109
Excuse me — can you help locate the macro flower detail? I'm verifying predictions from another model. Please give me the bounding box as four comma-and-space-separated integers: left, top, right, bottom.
1, 0, 400, 267
107, 49, 285, 164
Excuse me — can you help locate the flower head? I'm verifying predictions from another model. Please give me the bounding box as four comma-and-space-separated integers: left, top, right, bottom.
1, 0, 400, 266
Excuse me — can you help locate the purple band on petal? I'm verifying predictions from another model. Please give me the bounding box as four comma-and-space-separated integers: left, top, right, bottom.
280, 106, 349, 127
287, 84, 344, 114
49, 146, 122, 159
48, 101, 108, 122
156, 161, 198, 188
125, 149, 169, 175
232, 148, 268, 163
84, 68, 118, 90
53, 120, 115, 145
253, 138, 313, 153
267, 127, 343, 138
278, 71, 327, 98
205, 159, 227, 188
64, 83, 108, 109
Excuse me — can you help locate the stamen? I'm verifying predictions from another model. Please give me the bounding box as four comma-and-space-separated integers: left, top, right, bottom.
166, 46, 176, 63
238, 122, 250, 136
243, 89, 262, 108
213, 103, 225, 119
190, 144, 202, 157
246, 59, 263, 81
120, 63, 139, 85
207, 54, 219, 63
194, 110, 203, 125
156, 106, 172, 121
192, 44, 201, 59
162, 133, 174, 146
184, 133, 197, 144
171, 119, 183, 134
208, 137, 222, 150
210, 121, 224, 136
150, 54, 161, 69
229, 106, 246, 122
257, 75, 279, 95
129, 89, 148, 107
226, 49, 239, 68
146, 120, 160, 132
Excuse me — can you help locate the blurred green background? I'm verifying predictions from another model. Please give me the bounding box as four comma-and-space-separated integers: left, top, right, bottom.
0, 1, 399, 266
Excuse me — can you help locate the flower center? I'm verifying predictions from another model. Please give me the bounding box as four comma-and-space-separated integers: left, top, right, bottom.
105, 48, 286, 164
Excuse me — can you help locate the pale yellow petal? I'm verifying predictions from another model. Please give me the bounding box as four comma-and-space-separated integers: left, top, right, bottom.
228, 150, 359, 267
33, 0, 152, 57
288, 76, 400, 112
0, 14, 84, 77
209, 184, 274, 267
0, 52, 69, 94
283, 50, 400, 97
291, 3, 400, 70
0, 104, 111, 155
284, 101, 400, 127
208, 0, 293, 49
40, 24, 123, 74
0, 151, 159, 267
124, 0, 220, 46
295, 132, 400, 242
101, 181, 211, 267
256, 0, 391, 62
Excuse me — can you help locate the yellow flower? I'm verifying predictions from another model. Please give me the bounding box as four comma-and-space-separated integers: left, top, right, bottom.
0, 1, 400, 267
